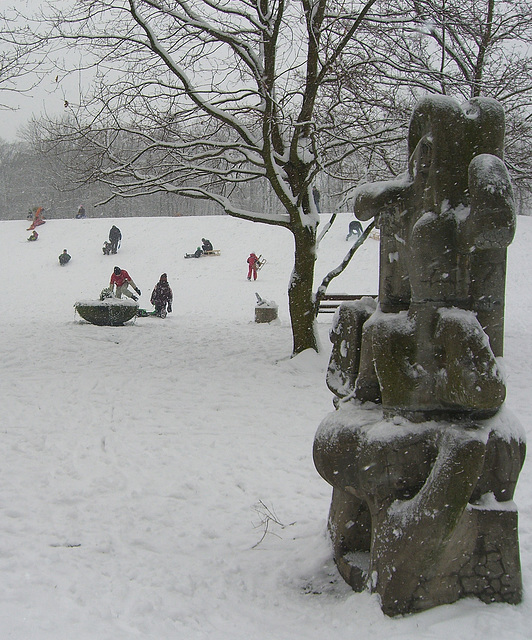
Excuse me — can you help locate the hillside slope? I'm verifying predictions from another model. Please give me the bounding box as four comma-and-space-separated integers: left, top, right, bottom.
0, 213, 530, 640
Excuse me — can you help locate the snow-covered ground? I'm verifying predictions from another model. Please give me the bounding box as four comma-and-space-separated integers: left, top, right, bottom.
0, 212, 530, 639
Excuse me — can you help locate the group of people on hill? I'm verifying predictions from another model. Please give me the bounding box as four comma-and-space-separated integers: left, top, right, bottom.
27, 210, 267, 314
26, 205, 87, 264
26, 206, 46, 241
185, 237, 214, 258
58, 223, 120, 266
27, 207, 46, 231
109, 266, 173, 317
102, 227, 173, 317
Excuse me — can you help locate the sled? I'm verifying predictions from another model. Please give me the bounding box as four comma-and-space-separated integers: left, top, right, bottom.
27, 219, 46, 231
184, 249, 221, 258
136, 308, 167, 318
256, 255, 266, 270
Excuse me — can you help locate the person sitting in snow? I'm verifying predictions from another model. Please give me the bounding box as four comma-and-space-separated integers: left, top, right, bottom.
102, 240, 112, 255
28, 230, 39, 241
185, 247, 203, 258
150, 273, 173, 317
109, 266, 141, 300
58, 249, 71, 265
201, 238, 213, 252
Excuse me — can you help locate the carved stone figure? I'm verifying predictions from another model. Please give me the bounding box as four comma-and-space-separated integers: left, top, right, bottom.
314, 96, 525, 616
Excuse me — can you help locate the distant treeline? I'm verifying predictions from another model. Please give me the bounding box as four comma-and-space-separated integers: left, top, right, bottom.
0, 139, 226, 220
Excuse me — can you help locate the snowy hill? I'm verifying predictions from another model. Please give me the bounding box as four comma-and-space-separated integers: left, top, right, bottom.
0, 213, 530, 639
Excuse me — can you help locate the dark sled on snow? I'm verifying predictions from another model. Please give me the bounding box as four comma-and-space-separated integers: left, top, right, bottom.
136, 309, 167, 318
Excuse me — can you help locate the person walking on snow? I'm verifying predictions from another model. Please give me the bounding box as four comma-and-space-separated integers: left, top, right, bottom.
110, 266, 141, 300
109, 225, 122, 254
150, 273, 173, 317
247, 252, 260, 281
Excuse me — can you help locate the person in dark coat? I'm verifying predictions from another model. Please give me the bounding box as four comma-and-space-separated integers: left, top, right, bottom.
58, 249, 71, 265
202, 238, 213, 252
185, 247, 203, 258
109, 225, 122, 254
346, 219, 363, 241
150, 273, 173, 317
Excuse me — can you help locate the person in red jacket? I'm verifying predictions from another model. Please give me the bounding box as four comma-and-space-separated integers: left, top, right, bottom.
247, 252, 260, 281
110, 266, 141, 300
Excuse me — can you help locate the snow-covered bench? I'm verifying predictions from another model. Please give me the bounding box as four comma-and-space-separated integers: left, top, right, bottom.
318, 293, 377, 314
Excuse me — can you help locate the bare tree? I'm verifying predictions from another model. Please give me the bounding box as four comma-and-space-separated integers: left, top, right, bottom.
332, 0, 532, 200
26, 1, 532, 354
0, 9, 48, 121
29, 0, 413, 356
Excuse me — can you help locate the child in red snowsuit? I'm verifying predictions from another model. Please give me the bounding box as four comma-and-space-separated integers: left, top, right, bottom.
247, 253, 259, 280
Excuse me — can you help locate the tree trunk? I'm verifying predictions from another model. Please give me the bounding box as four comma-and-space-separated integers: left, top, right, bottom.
288, 225, 319, 355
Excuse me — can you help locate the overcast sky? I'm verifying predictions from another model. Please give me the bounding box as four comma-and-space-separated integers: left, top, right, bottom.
0, 0, 83, 143
0, 66, 85, 143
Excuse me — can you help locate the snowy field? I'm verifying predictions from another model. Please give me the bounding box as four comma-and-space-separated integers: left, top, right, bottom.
0, 212, 530, 639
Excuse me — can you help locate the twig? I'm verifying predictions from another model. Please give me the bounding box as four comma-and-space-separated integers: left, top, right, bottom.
251, 500, 295, 548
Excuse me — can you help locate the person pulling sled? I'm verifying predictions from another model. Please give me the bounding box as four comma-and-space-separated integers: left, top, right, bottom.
247, 252, 265, 280
109, 225, 121, 254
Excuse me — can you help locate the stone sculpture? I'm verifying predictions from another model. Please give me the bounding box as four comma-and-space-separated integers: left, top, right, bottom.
313, 95, 526, 616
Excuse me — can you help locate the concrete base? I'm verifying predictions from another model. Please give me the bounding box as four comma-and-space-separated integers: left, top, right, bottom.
255, 305, 278, 323
313, 406, 525, 616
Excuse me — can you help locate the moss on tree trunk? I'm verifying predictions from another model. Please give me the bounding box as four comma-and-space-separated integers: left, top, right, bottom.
288, 225, 319, 355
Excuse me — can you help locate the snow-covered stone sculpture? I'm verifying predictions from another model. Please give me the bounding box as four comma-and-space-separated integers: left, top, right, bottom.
314, 96, 526, 616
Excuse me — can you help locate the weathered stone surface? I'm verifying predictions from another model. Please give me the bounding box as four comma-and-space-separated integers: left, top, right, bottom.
326, 298, 377, 401
352, 99, 514, 416
313, 409, 525, 616
314, 95, 525, 616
